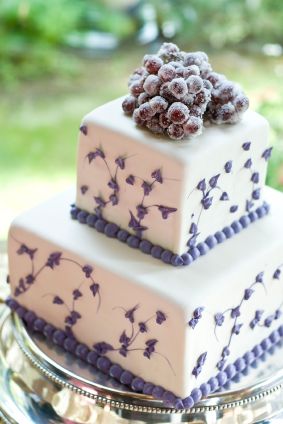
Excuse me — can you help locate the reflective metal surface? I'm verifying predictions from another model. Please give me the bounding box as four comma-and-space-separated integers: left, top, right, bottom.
1, 301, 283, 423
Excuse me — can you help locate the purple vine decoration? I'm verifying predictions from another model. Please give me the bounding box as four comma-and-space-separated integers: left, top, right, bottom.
188, 307, 205, 329
126, 169, 177, 237
93, 305, 175, 375
192, 352, 207, 378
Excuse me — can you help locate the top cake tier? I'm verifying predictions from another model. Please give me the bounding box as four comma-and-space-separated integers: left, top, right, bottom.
76, 97, 270, 257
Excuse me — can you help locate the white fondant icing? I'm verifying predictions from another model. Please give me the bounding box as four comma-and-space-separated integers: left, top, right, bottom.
76, 98, 269, 254
8, 187, 283, 398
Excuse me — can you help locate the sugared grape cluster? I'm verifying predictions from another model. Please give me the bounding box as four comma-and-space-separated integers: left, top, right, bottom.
122, 42, 249, 141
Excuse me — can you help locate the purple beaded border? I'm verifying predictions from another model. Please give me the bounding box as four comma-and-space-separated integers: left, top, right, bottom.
6, 297, 283, 410
70, 202, 270, 267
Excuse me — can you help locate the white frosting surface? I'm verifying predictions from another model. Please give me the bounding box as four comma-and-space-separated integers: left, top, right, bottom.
8, 187, 283, 398
76, 97, 269, 254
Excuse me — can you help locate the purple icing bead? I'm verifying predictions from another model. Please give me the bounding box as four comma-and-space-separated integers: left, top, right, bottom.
200, 383, 211, 397
183, 395, 194, 409
33, 318, 46, 332
261, 338, 272, 351
127, 235, 140, 248
252, 344, 263, 358
97, 357, 111, 373
181, 253, 193, 265
53, 330, 66, 346
189, 247, 201, 260
205, 235, 217, 249
131, 377, 145, 392
171, 254, 183, 266
231, 221, 242, 233
109, 364, 123, 379
208, 377, 219, 392
117, 229, 130, 242
16, 306, 27, 318
75, 344, 89, 360
223, 226, 234, 239
64, 337, 78, 353
86, 351, 99, 365
86, 214, 97, 227
279, 326, 283, 337
152, 385, 165, 399
174, 398, 184, 409
24, 310, 37, 325
234, 358, 246, 372
217, 371, 227, 386
95, 219, 107, 233
190, 388, 202, 403
120, 371, 134, 386
239, 215, 251, 228
243, 351, 255, 365
196, 242, 209, 256
151, 245, 163, 259
6, 298, 18, 311
162, 391, 175, 403
248, 211, 258, 222
256, 205, 265, 218
161, 250, 173, 264
70, 207, 80, 220
270, 331, 280, 344
215, 231, 226, 243
104, 223, 119, 238
77, 211, 88, 224
43, 324, 55, 340
225, 364, 236, 379
139, 240, 153, 254
143, 382, 154, 395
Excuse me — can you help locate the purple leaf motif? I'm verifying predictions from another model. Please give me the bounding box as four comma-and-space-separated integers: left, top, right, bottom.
209, 174, 220, 189
136, 204, 148, 219
119, 346, 128, 357
126, 175, 135, 185
158, 205, 177, 219
53, 296, 64, 305
230, 205, 238, 213
25, 274, 35, 285
90, 283, 99, 296
251, 172, 259, 184
65, 310, 81, 326
95, 149, 105, 159
142, 181, 152, 196
264, 316, 273, 328
82, 265, 93, 278
222, 347, 230, 357
244, 288, 254, 300
87, 152, 96, 163
128, 211, 147, 232
273, 269, 281, 280
231, 306, 241, 318
119, 331, 131, 347
201, 196, 213, 210
17, 244, 37, 260
46, 252, 62, 269
252, 188, 261, 200
193, 307, 204, 319
242, 142, 251, 151
139, 322, 148, 333
125, 304, 139, 323
220, 192, 229, 201
94, 196, 106, 208
108, 179, 119, 191
73, 289, 82, 300
156, 310, 167, 325
115, 157, 125, 170
215, 313, 225, 326
151, 169, 163, 183
224, 161, 232, 173
256, 272, 264, 283
109, 194, 118, 205
262, 147, 273, 161
275, 310, 282, 319
80, 125, 87, 135
188, 318, 198, 329
189, 222, 198, 234
197, 179, 206, 192
198, 352, 207, 366
244, 158, 252, 169
94, 342, 114, 355
232, 323, 243, 335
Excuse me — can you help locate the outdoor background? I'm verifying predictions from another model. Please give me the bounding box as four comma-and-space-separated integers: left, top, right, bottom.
1, 0, 283, 244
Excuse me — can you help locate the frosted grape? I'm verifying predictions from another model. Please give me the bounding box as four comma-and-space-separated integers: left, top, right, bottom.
122, 95, 136, 115
138, 102, 155, 120
143, 74, 161, 96
186, 75, 203, 94
167, 102, 189, 124
167, 124, 185, 140
183, 116, 203, 136
158, 64, 176, 82
146, 117, 164, 134
138, 92, 150, 105
234, 95, 249, 113
159, 112, 171, 128
144, 54, 163, 74
168, 78, 188, 99
149, 96, 168, 113
130, 80, 144, 97
133, 109, 144, 126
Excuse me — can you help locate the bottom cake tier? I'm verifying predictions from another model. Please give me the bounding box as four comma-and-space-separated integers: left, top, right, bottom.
6, 187, 283, 409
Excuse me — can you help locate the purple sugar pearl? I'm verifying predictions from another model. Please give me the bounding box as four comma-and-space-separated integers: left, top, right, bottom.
161, 250, 173, 264
189, 247, 200, 260
86, 214, 97, 227
104, 223, 119, 238
261, 338, 272, 351
86, 351, 99, 365
183, 395, 194, 409
16, 306, 27, 318
190, 388, 202, 403
217, 371, 227, 386
208, 377, 219, 392
270, 331, 280, 344
109, 364, 123, 379
127, 235, 140, 248
171, 254, 183, 266
95, 219, 107, 233
243, 351, 255, 365
151, 245, 163, 259
215, 231, 226, 243
181, 253, 193, 265
75, 344, 89, 360
139, 240, 153, 254
152, 385, 164, 399
64, 337, 78, 353
225, 364, 236, 379
120, 371, 134, 385
131, 377, 145, 392
248, 211, 258, 222
174, 398, 184, 409
117, 229, 129, 242
196, 242, 209, 256
231, 221, 242, 233
97, 357, 111, 373
43, 324, 55, 340
223, 226, 234, 238
33, 318, 46, 332
77, 211, 88, 224
234, 358, 246, 372
53, 330, 66, 346
143, 382, 154, 395
6, 298, 18, 311
24, 310, 37, 325
200, 383, 211, 397
205, 235, 217, 248
240, 216, 251, 228
70, 207, 80, 220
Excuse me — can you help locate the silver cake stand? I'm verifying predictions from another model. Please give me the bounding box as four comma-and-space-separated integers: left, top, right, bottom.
1, 299, 283, 424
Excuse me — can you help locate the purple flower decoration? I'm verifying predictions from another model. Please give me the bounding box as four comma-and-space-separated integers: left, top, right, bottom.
232, 323, 243, 335
217, 359, 226, 371
90, 283, 99, 296
17, 244, 37, 260
95, 149, 105, 159
197, 179, 206, 192
108, 179, 119, 191
94, 342, 114, 355
115, 156, 125, 170
224, 160, 232, 173
192, 352, 207, 378
87, 152, 96, 163
126, 174, 135, 185
231, 306, 241, 318
264, 316, 273, 328
244, 158, 252, 169
255, 309, 264, 320
46, 252, 62, 269
251, 172, 259, 184
275, 309, 282, 320
128, 211, 147, 232
230, 205, 238, 213
119, 346, 128, 357
65, 310, 81, 326
82, 265, 93, 278
143, 339, 158, 359
242, 142, 251, 151
220, 192, 229, 201
209, 174, 220, 189
119, 331, 131, 347
188, 318, 198, 329
25, 274, 35, 285
139, 322, 148, 333
80, 185, 88, 195
73, 289, 82, 300
158, 205, 177, 219
94, 196, 106, 208
262, 147, 273, 161
244, 288, 254, 300
136, 204, 148, 219
193, 307, 204, 319
252, 188, 261, 200
156, 310, 167, 325
109, 194, 118, 205
189, 222, 198, 234
53, 296, 64, 305
151, 169, 163, 183
142, 181, 152, 196
273, 269, 281, 280
201, 196, 213, 210
215, 313, 225, 326
125, 304, 139, 323
222, 346, 230, 357
256, 272, 264, 283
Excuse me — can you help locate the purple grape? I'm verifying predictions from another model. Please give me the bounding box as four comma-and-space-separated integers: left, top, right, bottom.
207, 72, 226, 88
143, 74, 161, 96
144, 54, 163, 74
149, 96, 168, 113
186, 75, 203, 94
138, 102, 155, 120
190, 105, 202, 117
159, 112, 171, 128
218, 82, 236, 102
157, 42, 180, 62
234, 95, 249, 113
159, 82, 178, 102
168, 78, 188, 99
203, 79, 213, 91
158, 64, 176, 82
133, 109, 144, 126
122, 95, 136, 115
130, 80, 144, 97
183, 116, 203, 136
194, 89, 210, 106
146, 118, 164, 135
167, 102, 189, 124
182, 94, 194, 107
138, 92, 150, 105
216, 103, 236, 124
167, 124, 185, 140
